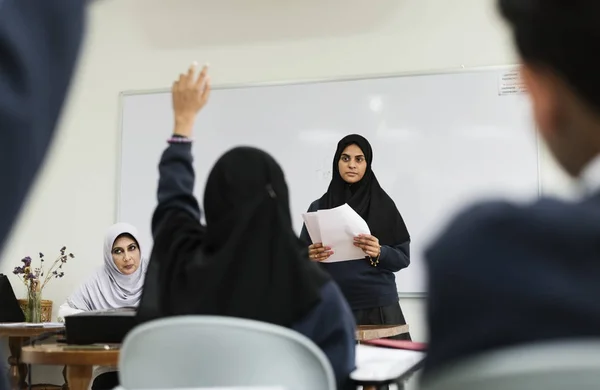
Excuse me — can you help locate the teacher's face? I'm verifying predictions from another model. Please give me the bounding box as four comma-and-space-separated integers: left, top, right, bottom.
338, 144, 367, 184
112, 235, 141, 275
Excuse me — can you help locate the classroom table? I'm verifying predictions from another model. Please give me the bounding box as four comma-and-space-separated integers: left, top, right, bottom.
19, 323, 410, 390
21, 344, 119, 390
0, 323, 65, 390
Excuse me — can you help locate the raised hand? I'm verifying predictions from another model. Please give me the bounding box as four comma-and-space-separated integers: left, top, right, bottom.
172, 62, 211, 138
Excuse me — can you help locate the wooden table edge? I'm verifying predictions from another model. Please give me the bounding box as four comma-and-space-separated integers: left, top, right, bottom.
0, 327, 65, 338
21, 346, 119, 367
355, 324, 410, 341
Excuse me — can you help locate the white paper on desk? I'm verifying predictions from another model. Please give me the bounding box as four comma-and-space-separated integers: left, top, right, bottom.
41, 322, 64, 328
352, 344, 425, 382
0, 322, 40, 328
317, 204, 370, 263
0, 322, 63, 328
301, 212, 322, 244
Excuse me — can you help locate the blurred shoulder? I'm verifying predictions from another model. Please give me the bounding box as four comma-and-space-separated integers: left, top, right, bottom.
425, 196, 587, 268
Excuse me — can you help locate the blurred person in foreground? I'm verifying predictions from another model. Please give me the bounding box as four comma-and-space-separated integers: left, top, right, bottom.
0, 1, 86, 389
423, 0, 600, 379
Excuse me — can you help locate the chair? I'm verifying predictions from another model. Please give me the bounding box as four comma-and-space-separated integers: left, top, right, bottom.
420, 339, 600, 390
117, 316, 336, 390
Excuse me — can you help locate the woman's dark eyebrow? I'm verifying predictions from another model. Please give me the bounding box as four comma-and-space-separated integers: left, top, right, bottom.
341, 153, 364, 158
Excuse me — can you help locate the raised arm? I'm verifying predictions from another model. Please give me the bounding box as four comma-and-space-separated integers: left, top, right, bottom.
152, 141, 201, 236
151, 63, 212, 237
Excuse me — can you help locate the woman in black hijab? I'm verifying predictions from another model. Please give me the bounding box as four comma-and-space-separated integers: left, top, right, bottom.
138, 64, 356, 389
300, 134, 412, 340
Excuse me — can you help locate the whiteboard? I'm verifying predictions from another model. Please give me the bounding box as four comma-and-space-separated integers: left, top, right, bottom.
118, 67, 539, 295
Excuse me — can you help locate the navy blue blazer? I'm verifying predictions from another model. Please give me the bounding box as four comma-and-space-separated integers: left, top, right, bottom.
0, 0, 85, 252
0, 3, 85, 388
423, 193, 600, 376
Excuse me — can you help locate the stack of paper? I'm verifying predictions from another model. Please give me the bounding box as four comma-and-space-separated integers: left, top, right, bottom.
302, 204, 370, 262
352, 344, 425, 382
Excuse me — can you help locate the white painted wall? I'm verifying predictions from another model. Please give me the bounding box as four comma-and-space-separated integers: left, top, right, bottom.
0, 0, 577, 384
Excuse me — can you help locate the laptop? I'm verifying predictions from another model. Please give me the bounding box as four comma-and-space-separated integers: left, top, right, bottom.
0, 274, 26, 322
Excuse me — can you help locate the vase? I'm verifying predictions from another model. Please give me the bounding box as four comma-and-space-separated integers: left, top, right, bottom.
26, 290, 42, 323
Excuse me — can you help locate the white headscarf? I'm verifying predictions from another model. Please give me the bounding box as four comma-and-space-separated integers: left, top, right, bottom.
67, 223, 148, 311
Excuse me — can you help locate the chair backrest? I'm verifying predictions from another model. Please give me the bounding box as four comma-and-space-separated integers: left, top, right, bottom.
420, 339, 600, 390
118, 316, 336, 390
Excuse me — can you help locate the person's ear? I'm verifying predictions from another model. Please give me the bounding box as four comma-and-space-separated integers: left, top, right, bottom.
520, 63, 562, 139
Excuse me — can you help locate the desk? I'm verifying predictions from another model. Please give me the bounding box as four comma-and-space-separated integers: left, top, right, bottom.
17, 325, 407, 390
21, 345, 119, 390
356, 325, 409, 341
0, 324, 65, 390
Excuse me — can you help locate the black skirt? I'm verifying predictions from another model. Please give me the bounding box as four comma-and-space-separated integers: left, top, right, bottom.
353, 301, 412, 341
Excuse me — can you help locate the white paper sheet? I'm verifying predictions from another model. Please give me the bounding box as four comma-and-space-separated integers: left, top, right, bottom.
352, 344, 425, 382
302, 204, 370, 263
301, 212, 322, 243
0, 322, 64, 328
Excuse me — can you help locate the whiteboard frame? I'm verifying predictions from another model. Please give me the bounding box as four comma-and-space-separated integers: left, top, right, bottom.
118, 64, 523, 97
116, 64, 542, 299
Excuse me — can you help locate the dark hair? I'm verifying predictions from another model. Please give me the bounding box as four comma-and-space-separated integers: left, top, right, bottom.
499, 0, 600, 111
114, 233, 139, 248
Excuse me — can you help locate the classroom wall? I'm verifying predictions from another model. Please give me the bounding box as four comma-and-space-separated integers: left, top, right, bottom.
0, 0, 577, 383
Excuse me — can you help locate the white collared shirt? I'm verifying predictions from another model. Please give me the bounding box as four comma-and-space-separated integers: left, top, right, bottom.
579, 153, 600, 197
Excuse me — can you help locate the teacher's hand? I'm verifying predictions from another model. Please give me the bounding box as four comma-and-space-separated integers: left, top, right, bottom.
308, 243, 333, 262
354, 234, 381, 258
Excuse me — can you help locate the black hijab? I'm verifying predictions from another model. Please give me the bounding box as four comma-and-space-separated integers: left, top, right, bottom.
318, 134, 410, 246
143, 147, 330, 327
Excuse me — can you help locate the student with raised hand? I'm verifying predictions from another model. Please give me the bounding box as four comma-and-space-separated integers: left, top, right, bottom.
300, 134, 412, 340
423, 0, 600, 379
138, 64, 356, 389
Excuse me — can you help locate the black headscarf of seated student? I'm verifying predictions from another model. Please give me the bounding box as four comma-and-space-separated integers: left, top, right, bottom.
141, 147, 330, 327
318, 134, 410, 246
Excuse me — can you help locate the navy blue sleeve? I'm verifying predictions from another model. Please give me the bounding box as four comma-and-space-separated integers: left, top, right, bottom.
292, 281, 356, 390
0, 0, 85, 253
151, 143, 202, 238
378, 240, 410, 272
